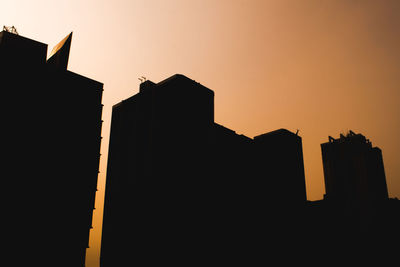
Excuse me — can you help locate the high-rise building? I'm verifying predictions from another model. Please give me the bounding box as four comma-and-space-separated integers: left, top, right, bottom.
101, 74, 307, 266
304, 131, 391, 238
101, 75, 216, 266
321, 130, 388, 205
253, 129, 307, 207
0, 29, 103, 267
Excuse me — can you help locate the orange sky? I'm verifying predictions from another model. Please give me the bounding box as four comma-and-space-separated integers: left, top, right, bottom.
3, 1, 400, 266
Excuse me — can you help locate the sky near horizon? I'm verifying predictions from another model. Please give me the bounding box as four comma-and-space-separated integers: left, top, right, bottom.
2, 1, 400, 266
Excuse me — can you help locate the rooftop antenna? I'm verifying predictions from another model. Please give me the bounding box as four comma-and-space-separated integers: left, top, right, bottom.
3, 25, 19, 35
141, 76, 147, 81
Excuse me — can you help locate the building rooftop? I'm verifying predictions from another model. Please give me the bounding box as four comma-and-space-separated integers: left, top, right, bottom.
323, 130, 373, 147
254, 128, 298, 140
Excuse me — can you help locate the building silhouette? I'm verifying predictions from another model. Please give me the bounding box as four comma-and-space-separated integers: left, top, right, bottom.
254, 129, 307, 206
321, 130, 388, 204
305, 131, 398, 244
3, 27, 399, 265
100, 74, 307, 266
318, 131, 390, 234
0, 29, 103, 267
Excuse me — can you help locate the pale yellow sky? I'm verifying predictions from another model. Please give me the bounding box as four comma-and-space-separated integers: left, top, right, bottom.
3, 1, 400, 266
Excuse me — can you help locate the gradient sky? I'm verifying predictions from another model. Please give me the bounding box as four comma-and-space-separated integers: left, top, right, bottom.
3, 1, 400, 266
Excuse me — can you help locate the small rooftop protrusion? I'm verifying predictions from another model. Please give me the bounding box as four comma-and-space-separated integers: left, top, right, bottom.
47, 32, 72, 70
325, 130, 374, 147
139, 80, 156, 93
3, 25, 18, 35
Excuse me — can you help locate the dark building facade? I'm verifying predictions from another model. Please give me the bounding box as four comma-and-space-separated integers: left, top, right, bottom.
101, 74, 307, 266
0, 29, 103, 267
254, 129, 307, 206
310, 131, 392, 238
321, 131, 388, 204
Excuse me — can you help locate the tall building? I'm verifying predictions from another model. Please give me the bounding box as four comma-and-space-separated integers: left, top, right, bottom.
253, 129, 307, 206
101, 75, 216, 266
321, 130, 388, 205
0, 29, 103, 267
101, 74, 307, 266
252, 129, 307, 242
303, 131, 391, 239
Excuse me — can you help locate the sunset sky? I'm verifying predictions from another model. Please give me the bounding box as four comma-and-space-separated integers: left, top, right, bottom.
3, 1, 400, 266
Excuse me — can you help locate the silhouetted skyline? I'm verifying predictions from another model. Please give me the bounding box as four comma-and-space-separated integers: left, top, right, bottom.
101, 74, 309, 266
3, 2, 400, 266
101, 74, 399, 266
2, 28, 399, 267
